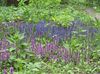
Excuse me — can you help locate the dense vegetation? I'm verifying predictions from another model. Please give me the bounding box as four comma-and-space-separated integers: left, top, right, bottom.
0, 0, 100, 74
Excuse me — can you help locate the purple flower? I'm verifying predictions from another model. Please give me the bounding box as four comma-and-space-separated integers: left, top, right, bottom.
46, 43, 53, 50
3, 68, 7, 74
36, 43, 44, 56
60, 48, 69, 61
10, 66, 14, 74
31, 38, 36, 50
0, 51, 10, 61
35, 21, 47, 37
52, 35, 59, 43
46, 43, 58, 51
50, 55, 58, 61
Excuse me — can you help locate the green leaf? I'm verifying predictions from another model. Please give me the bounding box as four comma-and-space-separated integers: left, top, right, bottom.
7, 47, 16, 52
15, 58, 26, 64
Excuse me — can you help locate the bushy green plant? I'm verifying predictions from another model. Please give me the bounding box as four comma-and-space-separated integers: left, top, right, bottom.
0, 0, 6, 6
1, 31, 34, 71
29, 0, 61, 8
0, 5, 94, 27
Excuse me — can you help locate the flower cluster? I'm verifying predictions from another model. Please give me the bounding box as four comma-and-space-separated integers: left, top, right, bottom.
0, 39, 10, 61
31, 38, 70, 62
0, 20, 99, 74
0, 20, 98, 62
3, 66, 14, 74
2, 20, 98, 42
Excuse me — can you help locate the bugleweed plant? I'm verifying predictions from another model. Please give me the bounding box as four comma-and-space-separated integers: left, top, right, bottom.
0, 19, 99, 73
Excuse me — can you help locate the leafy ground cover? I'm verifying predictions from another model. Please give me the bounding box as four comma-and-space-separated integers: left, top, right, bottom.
0, 0, 100, 74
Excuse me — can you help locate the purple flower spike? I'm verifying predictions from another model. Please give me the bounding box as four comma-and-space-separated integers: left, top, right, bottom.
31, 38, 35, 50
37, 44, 44, 56
46, 43, 52, 50
52, 55, 58, 61
0, 51, 10, 61
3, 68, 7, 74
10, 66, 14, 74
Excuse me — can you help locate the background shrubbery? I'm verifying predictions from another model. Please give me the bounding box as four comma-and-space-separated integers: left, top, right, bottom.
0, 0, 95, 27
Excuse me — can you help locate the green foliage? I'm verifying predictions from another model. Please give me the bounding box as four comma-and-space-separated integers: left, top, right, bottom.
0, 0, 6, 6
68, 0, 86, 5
60, 0, 100, 7
29, 0, 61, 8
0, 5, 94, 27
91, 33, 100, 62
2, 31, 34, 71
7, 61, 97, 74
18, 0, 26, 6
87, 0, 100, 6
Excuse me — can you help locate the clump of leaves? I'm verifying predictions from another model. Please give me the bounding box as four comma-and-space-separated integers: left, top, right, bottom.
4, 31, 34, 71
